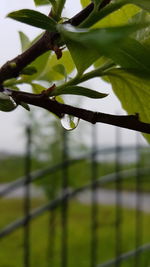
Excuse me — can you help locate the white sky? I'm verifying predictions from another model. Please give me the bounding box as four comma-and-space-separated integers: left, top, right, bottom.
0, 0, 148, 153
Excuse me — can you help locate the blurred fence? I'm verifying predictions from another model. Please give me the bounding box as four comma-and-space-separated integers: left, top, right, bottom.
0, 125, 150, 267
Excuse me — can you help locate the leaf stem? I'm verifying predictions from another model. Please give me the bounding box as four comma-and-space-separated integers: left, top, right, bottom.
7, 87, 150, 134
80, 0, 123, 28
55, 61, 115, 94
80, 61, 115, 83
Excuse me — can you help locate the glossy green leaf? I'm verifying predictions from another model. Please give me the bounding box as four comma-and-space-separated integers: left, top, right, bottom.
19, 31, 30, 52
3, 78, 19, 87
20, 102, 30, 111
56, 0, 66, 18
55, 95, 64, 103
80, 0, 90, 8
59, 24, 150, 77
106, 68, 150, 142
103, 38, 150, 77
0, 93, 17, 112
128, 0, 150, 12
7, 9, 56, 31
53, 85, 108, 98
39, 50, 75, 82
94, 0, 103, 7
9, 86, 20, 91
21, 66, 37, 75
80, 0, 150, 28
59, 23, 143, 49
17, 31, 50, 83
59, 24, 146, 74
80, 0, 127, 27
130, 11, 150, 48
32, 83, 47, 94
65, 39, 100, 75
53, 64, 67, 80
92, 4, 140, 28
24, 51, 51, 82
94, 57, 111, 82
34, 0, 51, 6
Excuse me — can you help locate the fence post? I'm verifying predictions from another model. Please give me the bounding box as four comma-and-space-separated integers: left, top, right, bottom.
134, 133, 143, 267
90, 124, 99, 267
24, 126, 32, 267
115, 126, 122, 267
61, 129, 69, 267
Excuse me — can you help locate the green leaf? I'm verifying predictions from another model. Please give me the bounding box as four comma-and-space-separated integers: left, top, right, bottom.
80, 0, 91, 8
9, 86, 20, 91
24, 51, 51, 82
52, 64, 67, 80
0, 93, 17, 112
59, 23, 143, 50
59, 24, 150, 77
106, 69, 150, 142
18, 31, 30, 52
94, 0, 103, 7
55, 95, 64, 103
80, 0, 150, 28
103, 38, 150, 77
80, 0, 127, 27
21, 66, 37, 75
92, 4, 140, 28
20, 102, 30, 111
39, 50, 75, 82
129, 11, 150, 48
59, 24, 145, 74
94, 57, 111, 82
3, 78, 19, 87
56, 0, 66, 18
65, 39, 100, 75
7, 9, 56, 31
127, 0, 150, 12
34, 0, 51, 6
32, 83, 47, 93
53, 85, 108, 98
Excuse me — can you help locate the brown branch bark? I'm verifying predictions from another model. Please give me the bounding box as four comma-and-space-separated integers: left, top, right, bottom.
0, 1, 112, 85
0, 32, 59, 84
1, 1, 150, 135
0, 3, 95, 85
7, 89, 150, 134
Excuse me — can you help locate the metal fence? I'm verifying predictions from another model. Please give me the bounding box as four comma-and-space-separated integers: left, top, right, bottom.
0, 125, 150, 267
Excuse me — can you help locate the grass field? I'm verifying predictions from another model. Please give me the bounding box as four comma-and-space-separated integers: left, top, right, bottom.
0, 199, 150, 267
0, 153, 149, 266
0, 155, 150, 193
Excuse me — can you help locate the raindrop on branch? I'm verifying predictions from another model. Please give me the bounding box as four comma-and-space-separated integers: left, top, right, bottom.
61, 114, 80, 131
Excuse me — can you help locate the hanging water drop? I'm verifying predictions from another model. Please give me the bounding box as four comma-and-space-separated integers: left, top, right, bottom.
61, 114, 80, 131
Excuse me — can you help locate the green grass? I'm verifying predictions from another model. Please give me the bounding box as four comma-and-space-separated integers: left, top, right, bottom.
0, 155, 150, 194
0, 155, 48, 183
0, 199, 150, 267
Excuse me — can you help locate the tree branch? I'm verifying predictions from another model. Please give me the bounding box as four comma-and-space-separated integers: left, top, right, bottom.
6, 89, 150, 134
0, 3, 96, 85
0, 32, 59, 84
1, 1, 149, 135
0, 0, 113, 85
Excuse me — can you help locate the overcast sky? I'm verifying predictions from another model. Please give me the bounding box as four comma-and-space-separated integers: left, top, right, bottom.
0, 0, 147, 153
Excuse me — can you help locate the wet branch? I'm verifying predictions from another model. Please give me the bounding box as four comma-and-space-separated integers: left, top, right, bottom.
8, 89, 150, 134
0, 0, 150, 134
0, 0, 112, 84
0, 2, 95, 84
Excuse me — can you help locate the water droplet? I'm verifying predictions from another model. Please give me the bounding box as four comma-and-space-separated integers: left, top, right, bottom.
61, 114, 80, 131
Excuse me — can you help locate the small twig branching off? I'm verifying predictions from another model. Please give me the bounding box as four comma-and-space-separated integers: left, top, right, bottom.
0, 0, 150, 134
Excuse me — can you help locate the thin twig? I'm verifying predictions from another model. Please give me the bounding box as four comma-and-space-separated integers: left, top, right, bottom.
7, 89, 150, 134
0, 3, 95, 85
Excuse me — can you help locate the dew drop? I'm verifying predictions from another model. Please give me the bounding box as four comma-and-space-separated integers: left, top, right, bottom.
61, 114, 80, 131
